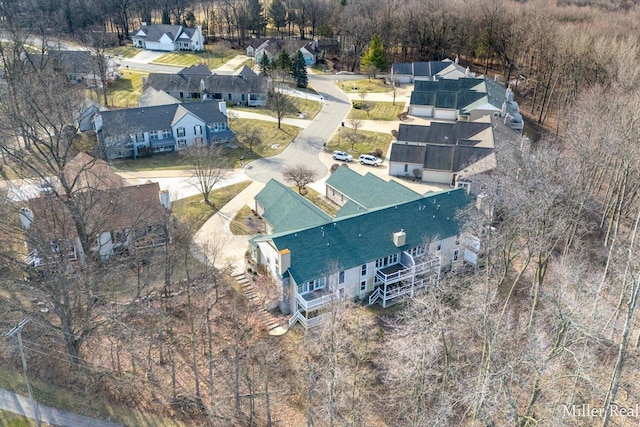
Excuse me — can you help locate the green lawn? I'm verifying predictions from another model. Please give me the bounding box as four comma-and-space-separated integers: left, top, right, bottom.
327, 129, 392, 160
172, 181, 252, 231
107, 46, 139, 58
348, 102, 404, 121
230, 94, 322, 120
106, 70, 147, 108
339, 78, 391, 93
227, 119, 300, 167
151, 45, 238, 69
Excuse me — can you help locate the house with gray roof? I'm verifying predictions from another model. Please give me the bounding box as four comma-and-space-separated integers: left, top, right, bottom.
391, 59, 469, 83
145, 65, 270, 106
254, 179, 332, 234
389, 122, 496, 190
246, 38, 320, 65
132, 23, 204, 52
409, 78, 501, 121
93, 100, 234, 159
325, 167, 422, 216
250, 187, 470, 327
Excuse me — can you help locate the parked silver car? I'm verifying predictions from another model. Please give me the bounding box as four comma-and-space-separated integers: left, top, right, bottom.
332, 150, 353, 162
359, 154, 382, 166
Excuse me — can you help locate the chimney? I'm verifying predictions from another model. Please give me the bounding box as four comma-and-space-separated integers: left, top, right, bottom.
200, 78, 205, 92
19, 207, 33, 230
501, 101, 507, 116
279, 249, 291, 273
465, 66, 470, 78
393, 230, 406, 247
218, 101, 227, 116
159, 190, 171, 210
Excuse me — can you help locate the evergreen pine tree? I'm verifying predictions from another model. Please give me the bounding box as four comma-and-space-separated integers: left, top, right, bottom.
292, 51, 308, 88
360, 34, 388, 78
275, 49, 291, 82
259, 54, 271, 76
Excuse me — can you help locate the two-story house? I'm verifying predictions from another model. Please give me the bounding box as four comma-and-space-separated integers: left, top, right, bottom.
250, 185, 470, 328
145, 65, 270, 106
93, 100, 234, 159
132, 23, 204, 52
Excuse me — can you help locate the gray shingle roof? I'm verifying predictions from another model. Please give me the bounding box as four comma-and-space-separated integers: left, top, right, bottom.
389, 144, 426, 163
98, 101, 227, 136
391, 63, 412, 75
133, 24, 194, 42
259, 188, 469, 284
254, 179, 332, 233
146, 72, 269, 95
397, 122, 491, 145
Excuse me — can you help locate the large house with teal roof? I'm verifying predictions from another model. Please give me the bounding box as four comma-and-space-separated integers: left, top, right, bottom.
250, 183, 470, 328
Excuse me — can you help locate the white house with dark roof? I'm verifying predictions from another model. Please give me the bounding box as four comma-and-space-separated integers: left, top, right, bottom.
246, 38, 319, 65
391, 60, 468, 83
93, 100, 234, 159
389, 122, 496, 189
250, 186, 470, 328
132, 23, 204, 52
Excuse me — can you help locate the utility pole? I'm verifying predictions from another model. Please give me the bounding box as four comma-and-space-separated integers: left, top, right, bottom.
6, 319, 41, 427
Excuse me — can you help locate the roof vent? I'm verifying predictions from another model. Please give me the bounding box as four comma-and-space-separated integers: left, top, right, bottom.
393, 230, 406, 247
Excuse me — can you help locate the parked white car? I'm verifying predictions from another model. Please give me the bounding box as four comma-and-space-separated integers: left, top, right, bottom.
359, 154, 382, 166
332, 150, 353, 162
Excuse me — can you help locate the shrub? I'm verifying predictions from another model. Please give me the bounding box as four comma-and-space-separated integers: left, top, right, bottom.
374, 148, 383, 158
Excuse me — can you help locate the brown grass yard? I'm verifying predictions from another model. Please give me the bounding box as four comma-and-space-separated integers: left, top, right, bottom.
150, 44, 237, 69
226, 119, 300, 167
339, 78, 391, 93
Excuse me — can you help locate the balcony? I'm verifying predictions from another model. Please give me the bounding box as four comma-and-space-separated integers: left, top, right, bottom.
296, 288, 339, 311
375, 252, 440, 286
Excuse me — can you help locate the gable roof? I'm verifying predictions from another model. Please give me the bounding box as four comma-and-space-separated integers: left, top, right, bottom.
63, 152, 125, 192
392, 122, 495, 174
145, 72, 269, 95
254, 179, 332, 233
138, 87, 181, 107
396, 122, 492, 145
390, 60, 466, 79
257, 188, 469, 284
133, 24, 183, 42
178, 64, 211, 77
325, 167, 421, 215
98, 101, 227, 137
235, 65, 257, 77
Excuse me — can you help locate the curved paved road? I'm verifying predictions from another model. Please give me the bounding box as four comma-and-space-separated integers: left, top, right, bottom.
244, 74, 353, 183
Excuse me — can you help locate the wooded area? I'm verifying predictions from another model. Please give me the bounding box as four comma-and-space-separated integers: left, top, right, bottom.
0, 0, 640, 426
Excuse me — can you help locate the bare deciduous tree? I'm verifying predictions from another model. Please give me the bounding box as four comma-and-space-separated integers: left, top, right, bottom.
282, 164, 317, 194
183, 145, 230, 210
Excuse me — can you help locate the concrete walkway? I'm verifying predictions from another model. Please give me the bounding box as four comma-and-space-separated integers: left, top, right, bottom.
192, 181, 265, 275
0, 388, 122, 427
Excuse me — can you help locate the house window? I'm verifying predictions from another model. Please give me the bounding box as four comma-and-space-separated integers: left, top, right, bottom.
177, 140, 187, 149
241, 93, 246, 102
361, 264, 367, 276
409, 244, 426, 257
179, 92, 184, 98
360, 281, 367, 292
149, 130, 159, 141
228, 93, 232, 100
455, 235, 460, 246
437, 240, 442, 252
195, 137, 203, 146
194, 125, 202, 135
404, 164, 408, 173
177, 127, 185, 137
453, 249, 459, 262
163, 129, 172, 138
338, 271, 345, 284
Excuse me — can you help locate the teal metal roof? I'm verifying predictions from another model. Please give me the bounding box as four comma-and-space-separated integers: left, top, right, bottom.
336, 200, 367, 217
260, 188, 469, 284
327, 167, 422, 213
254, 179, 332, 233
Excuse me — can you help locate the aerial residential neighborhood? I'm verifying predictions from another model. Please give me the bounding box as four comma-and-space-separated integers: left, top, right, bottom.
0, 1, 637, 426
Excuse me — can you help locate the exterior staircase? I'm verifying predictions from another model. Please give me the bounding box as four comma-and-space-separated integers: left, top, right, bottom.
232, 272, 288, 336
